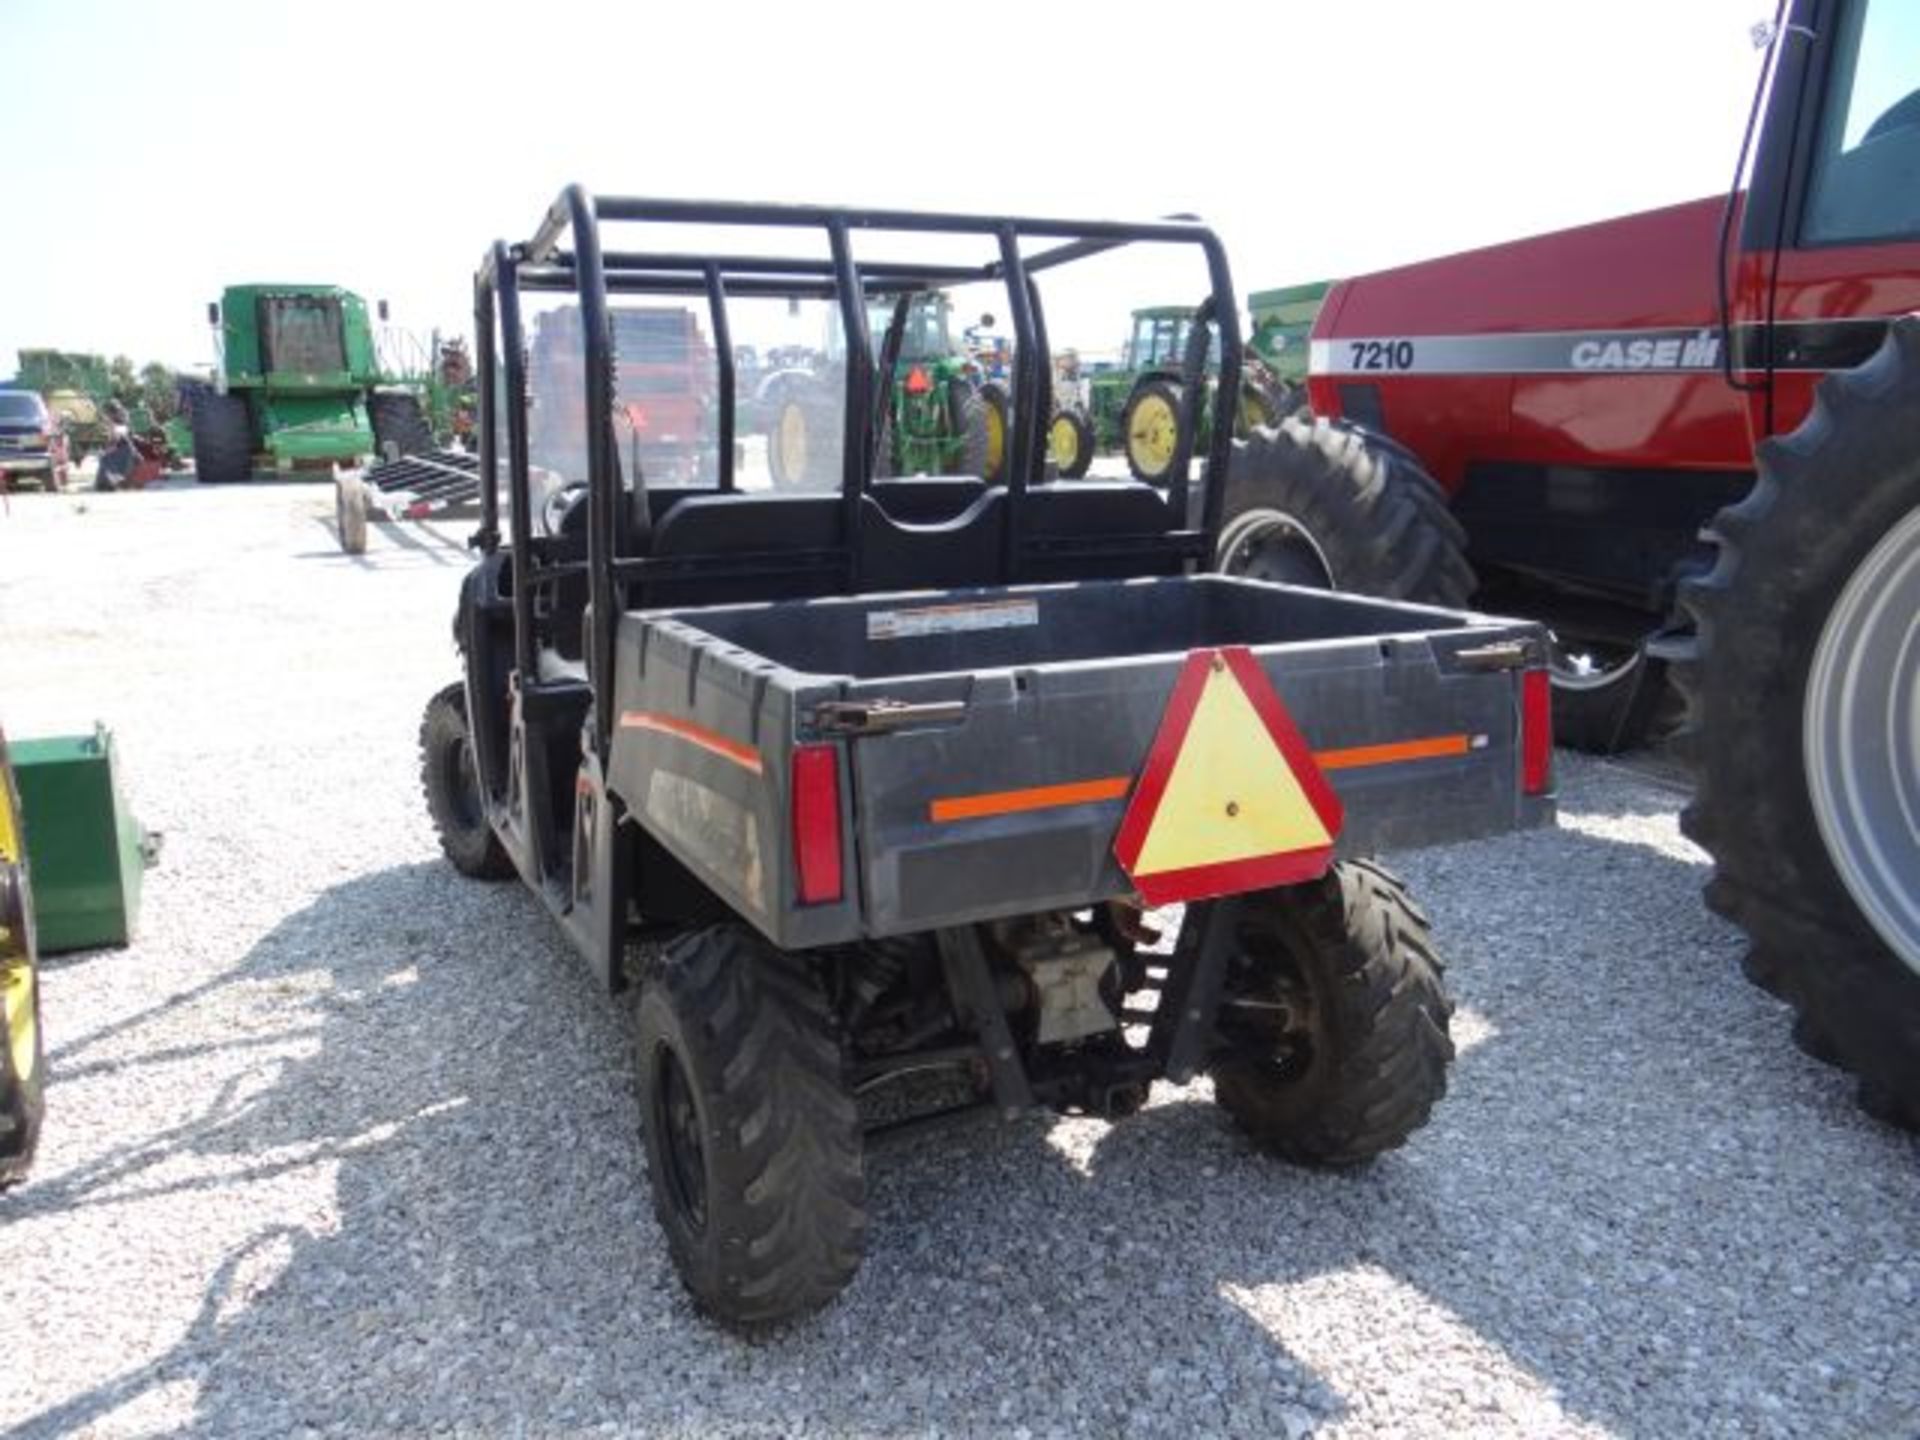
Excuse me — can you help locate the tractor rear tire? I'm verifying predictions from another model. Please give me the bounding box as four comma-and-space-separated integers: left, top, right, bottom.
633, 923, 866, 1329
1215, 417, 1475, 606
369, 391, 432, 460
1677, 319, 1920, 1131
1049, 407, 1095, 479
420, 683, 513, 880
768, 384, 833, 490
1210, 860, 1454, 1166
1123, 377, 1191, 485
189, 389, 254, 485
976, 380, 1010, 484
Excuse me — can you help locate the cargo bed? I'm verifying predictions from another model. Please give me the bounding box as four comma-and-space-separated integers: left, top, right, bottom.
608, 573, 1553, 949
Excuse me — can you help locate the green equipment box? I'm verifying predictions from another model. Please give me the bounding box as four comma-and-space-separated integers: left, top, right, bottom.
11, 727, 154, 954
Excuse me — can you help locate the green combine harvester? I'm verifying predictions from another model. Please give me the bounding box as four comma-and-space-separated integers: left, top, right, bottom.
190, 284, 439, 484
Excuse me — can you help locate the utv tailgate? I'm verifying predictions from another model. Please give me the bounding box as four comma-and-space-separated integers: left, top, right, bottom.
610, 575, 1552, 948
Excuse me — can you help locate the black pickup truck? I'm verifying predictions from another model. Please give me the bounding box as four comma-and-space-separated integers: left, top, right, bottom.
418, 189, 1554, 1329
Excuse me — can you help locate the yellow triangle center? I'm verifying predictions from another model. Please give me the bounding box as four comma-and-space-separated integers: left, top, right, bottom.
1133, 663, 1331, 875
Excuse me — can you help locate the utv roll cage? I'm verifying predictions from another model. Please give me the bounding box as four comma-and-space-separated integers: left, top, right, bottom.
470, 186, 1242, 753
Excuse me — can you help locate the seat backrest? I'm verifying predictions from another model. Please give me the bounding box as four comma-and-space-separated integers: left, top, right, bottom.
1018, 480, 1189, 582
857, 487, 1005, 591
642, 491, 846, 607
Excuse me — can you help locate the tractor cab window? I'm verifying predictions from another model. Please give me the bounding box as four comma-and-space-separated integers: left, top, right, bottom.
260, 296, 347, 375
867, 294, 955, 364
1801, 0, 1920, 245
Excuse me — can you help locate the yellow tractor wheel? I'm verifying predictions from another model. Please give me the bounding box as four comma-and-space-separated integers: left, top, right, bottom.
769, 395, 813, 489
0, 728, 44, 1188
1122, 378, 1190, 484
1048, 409, 1095, 480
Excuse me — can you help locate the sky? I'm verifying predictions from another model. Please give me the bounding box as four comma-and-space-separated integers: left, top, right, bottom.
1, 0, 1776, 372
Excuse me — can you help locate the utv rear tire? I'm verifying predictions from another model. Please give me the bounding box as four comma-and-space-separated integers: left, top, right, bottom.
369, 391, 432, 459
419, 683, 512, 880
1215, 418, 1475, 606
189, 389, 253, 485
1210, 860, 1454, 1165
634, 924, 866, 1328
1677, 319, 1920, 1131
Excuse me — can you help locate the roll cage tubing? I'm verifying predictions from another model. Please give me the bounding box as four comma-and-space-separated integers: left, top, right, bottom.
474, 185, 1242, 755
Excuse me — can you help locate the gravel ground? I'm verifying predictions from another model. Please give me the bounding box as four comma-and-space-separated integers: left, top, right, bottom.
1, 481, 1916, 1439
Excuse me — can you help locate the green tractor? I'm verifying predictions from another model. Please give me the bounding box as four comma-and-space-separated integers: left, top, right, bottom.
1087, 285, 1331, 485
765, 290, 1096, 486
768, 291, 996, 486
188, 285, 436, 485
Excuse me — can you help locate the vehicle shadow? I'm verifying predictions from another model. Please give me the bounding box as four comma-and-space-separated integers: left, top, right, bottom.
10, 822, 1917, 1437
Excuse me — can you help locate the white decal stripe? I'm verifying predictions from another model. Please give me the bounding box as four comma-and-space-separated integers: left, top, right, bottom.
1308, 326, 1726, 377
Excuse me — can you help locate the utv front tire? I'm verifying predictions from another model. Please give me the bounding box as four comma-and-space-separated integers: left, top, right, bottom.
189, 389, 254, 485
419, 683, 512, 879
1215, 417, 1475, 606
1209, 861, 1454, 1166
1678, 318, 1920, 1130
634, 924, 866, 1328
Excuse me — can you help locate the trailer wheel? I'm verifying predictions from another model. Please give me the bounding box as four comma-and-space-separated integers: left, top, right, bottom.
1123, 377, 1191, 485
419, 683, 513, 880
1048, 407, 1095, 479
368, 391, 432, 459
335, 473, 369, 555
633, 924, 865, 1328
189, 389, 253, 485
1215, 418, 1474, 606
1209, 860, 1453, 1166
1677, 319, 1920, 1130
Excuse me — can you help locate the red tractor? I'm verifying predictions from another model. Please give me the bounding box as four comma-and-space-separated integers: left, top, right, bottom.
1229, 0, 1918, 1125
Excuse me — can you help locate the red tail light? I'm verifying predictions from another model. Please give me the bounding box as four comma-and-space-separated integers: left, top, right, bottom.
791, 745, 843, 904
1521, 669, 1552, 795
904, 365, 931, 395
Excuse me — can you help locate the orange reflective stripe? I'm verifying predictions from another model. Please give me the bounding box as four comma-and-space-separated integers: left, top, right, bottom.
928, 732, 1474, 825
1313, 734, 1471, 771
618, 711, 764, 775
930, 776, 1131, 824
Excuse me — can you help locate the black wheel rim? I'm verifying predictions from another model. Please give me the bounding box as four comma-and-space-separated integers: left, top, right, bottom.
1221, 917, 1324, 1087
1217, 508, 1336, 590
653, 1046, 708, 1232
443, 733, 483, 832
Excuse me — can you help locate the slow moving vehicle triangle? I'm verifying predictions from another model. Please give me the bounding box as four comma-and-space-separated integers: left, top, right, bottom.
1114, 647, 1344, 906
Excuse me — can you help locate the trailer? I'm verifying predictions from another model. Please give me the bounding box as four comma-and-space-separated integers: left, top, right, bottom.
333, 448, 483, 555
